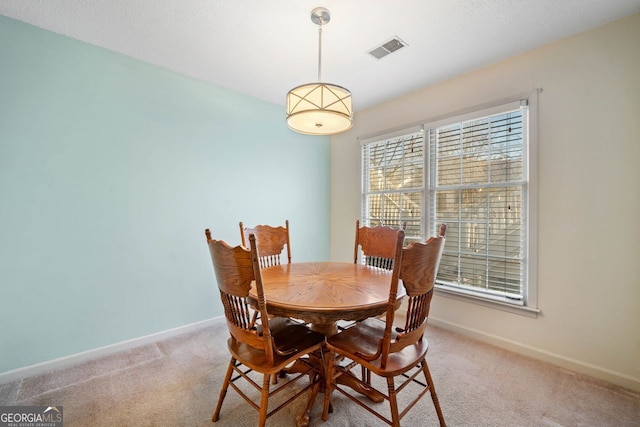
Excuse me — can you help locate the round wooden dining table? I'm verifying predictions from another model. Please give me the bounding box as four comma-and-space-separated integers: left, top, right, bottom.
250, 261, 406, 424
255, 261, 406, 336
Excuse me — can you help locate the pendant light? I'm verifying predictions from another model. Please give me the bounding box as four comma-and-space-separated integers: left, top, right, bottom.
286, 7, 353, 135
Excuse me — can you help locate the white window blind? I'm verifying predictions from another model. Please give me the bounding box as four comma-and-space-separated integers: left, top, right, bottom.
361, 131, 424, 243
428, 106, 527, 301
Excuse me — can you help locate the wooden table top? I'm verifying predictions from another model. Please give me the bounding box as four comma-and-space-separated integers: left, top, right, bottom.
252, 262, 405, 334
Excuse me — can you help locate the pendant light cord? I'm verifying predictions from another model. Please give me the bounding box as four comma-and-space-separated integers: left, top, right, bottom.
317, 24, 322, 82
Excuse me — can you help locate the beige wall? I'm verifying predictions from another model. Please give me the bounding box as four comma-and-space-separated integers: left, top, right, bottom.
329, 13, 640, 391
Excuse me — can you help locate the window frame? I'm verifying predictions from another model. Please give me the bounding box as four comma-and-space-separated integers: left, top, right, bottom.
360, 92, 539, 317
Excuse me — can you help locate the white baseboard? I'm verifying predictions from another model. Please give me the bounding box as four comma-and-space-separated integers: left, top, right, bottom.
0, 316, 225, 385
429, 317, 640, 393
5, 315, 639, 394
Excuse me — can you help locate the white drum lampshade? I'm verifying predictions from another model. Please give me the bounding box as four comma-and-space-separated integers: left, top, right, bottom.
286, 7, 354, 136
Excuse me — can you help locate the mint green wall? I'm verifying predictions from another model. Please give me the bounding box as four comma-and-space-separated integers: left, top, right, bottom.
0, 16, 330, 373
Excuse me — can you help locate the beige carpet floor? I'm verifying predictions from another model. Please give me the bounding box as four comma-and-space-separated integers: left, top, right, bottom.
1, 319, 639, 426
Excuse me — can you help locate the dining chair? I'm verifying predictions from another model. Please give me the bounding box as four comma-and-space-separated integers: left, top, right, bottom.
240, 220, 291, 268
206, 231, 325, 427
354, 219, 407, 270
323, 224, 447, 427
340, 220, 406, 332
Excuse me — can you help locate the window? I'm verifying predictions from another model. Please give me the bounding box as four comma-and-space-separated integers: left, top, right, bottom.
361, 130, 424, 244
361, 93, 538, 314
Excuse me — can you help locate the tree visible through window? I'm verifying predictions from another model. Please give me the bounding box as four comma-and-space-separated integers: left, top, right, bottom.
361, 131, 424, 244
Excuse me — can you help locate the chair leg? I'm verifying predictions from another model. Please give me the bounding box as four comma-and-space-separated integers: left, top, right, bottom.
258, 374, 270, 427
212, 358, 235, 421
386, 377, 401, 427
322, 351, 335, 421
421, 359, 446, 427
297, 372, 320, 427
361, 366, 371, 384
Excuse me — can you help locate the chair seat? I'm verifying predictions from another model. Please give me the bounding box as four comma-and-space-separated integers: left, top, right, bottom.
256, 315, 303, 336
228, 323, 325, 374
326, 318, 428, 377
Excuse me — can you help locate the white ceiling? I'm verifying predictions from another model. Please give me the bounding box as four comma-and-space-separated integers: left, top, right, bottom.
2, 0, 639, 112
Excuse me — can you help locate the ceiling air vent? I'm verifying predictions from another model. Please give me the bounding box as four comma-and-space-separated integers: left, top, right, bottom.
368, 37, 407, 59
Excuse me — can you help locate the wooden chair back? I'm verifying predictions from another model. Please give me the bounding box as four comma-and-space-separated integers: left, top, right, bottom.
239, 220, 291, 268
391, 224, 446, 357
207, 233, 275, 364
354, 219, 406, 270
350, 224, 446, 368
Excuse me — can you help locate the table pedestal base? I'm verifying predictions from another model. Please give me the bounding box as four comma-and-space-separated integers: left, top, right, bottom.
310, 322, 338, 336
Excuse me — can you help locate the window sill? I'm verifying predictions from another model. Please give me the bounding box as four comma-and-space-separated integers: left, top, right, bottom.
434, 286, 541, 318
